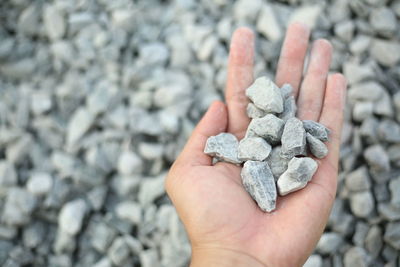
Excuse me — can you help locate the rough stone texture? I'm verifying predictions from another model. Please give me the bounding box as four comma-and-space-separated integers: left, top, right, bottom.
204, 133, 242, 164
303, 120, 330, 142
364, 145, 390, 172
245, 77, 283, 113
266, 146, 290, 180
281, 118, 307, 158
238, 137, 271, 161
241, 161, 277, 212
345, 166, 371, 192
277, 157, 318, 196
58, 199, 88, 236
279, 96, 297, 121
350, 191, 375, 218
384, 222, 400, 250
26, 172, 53, 196
316, 232, 343, 255
306, 133, 328, 159
246, 103, 267, 119
246, 114, 284, 144
343, 247, 369, 267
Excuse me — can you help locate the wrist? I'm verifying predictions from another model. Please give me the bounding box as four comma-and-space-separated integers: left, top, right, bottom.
190, 247, 268, 267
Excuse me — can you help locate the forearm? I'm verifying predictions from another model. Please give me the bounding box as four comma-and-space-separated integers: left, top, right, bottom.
190, 247, 268, 267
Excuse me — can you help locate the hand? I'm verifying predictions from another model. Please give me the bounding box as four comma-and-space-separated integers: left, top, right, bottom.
165, 23, 347, 267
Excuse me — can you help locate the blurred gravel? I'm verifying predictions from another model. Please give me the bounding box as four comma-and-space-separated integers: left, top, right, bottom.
0, 0, 400, 266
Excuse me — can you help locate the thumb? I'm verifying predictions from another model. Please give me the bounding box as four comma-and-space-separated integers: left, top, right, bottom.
176, 101, 228, 167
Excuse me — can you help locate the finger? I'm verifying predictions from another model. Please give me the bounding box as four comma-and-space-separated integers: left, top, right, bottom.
317, 73, 347, 184
275, 22, 310, 97
175, 101, 228, 167
297, 39, 333, 121
225, 27, 254, 139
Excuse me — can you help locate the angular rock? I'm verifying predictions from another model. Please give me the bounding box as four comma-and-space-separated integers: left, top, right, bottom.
90, 222, 118, 253
280, 83, 293, 99
0, 161, 17, 187
345, 166, 371, 192
108, 237, 130, 266
370, 39, 400, 67
256, 4, 282, 41
115, 201, 142, 225
204, 133, 242, 164
303, 120, 330, 142
389, 177, 400, 208
66, 108, 95, 147
303, 255, 323, 267
369, 7, 397, 37
26, 172, 53, 196
266, 146, 290, 180
279, 96, 297, 122
364, 145, 390, 172
384, 222, 400, 250
343, 247, 370, 267
43, 5, 66, 40
2, 188, 37, 226
246, 114, 284, 144
138, 174, 165, 206
277, 157, 318, 196
306, 133, 328, 159
58, 199, 88, 236
349, 191, 375, 218
245, 77, 283, 113
241, 161, 277, 212
117, 151, 143, 176
316, 232, 343, 255
246, 103, 266, 119
238, 137, 271, 161
281, 118, 307, 158
348, 81, 385, 101
365, 225, 382, 259
377, 120, 400, 143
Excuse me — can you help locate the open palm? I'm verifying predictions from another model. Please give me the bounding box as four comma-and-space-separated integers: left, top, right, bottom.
166, 23, 347, 267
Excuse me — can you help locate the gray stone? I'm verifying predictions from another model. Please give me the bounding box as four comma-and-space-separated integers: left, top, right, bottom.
22, 221, 46, 249
303, 254, 323, 267
360, 117, 379, 144
389, 177, 400, 208
349, 191, 375, 218
67, 108, 95, 148
139, 42, 169, 65
378, 120, 400, 143
280, 84, 293, 99
369, 7, 397, 37
306, 133, 328, 159
241, 161, 277, 212
266, 146, 290, 180
111, 9, 135, 31
288, 5, 321, 29
281, 118, 307, 158
138, 174, 165, 206
2, 187, 37, 226
43, 5, 66, 40
348, 81, 385, 101
277, 157, 318, 196
334, 20, 355, 42
238, 137, 271, 161
93, 257, 112, 267
245, 77, 283, 113
279, 96, 297, 121
384, 222, 400, 250
353, 221, 369, 247
18, 5, 40, 36
349, 35, 371, 55
140, 249, 159, 267
204, 133, 242, 164
246, 103, 267, 119
87, 186, 108, 211
0, 161, 17, 188
378, 203, 400, 221
343, 61, 374, 85
374, 90, 393, 117
365, 225, 382, 259
54, 229, 76, 253
117, 151, 143, 176
246, 114, 284, 144
303, 120, 330, 142
31, 92, 52, 115
58, 199, 88, 235
352, 102, 373, 122
138, 142, 164, 160
364, 145, 390, 172
256, 4, 282, 41
26, 172, 53, 196
345, 166, 371, 192
108, 237, 130, 266
370, 39, 400, 67
316, 232, 343, 255
115, 201, 142, 225
233, 0, 263, 21
90, 222, 118, 253
343, 247, 369, 267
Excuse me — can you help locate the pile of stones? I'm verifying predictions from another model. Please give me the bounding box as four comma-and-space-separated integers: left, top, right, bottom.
0, 0, 399, 266
204, 77, 330, 212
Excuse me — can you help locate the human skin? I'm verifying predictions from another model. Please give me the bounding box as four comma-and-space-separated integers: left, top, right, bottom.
165, 23, 347, 267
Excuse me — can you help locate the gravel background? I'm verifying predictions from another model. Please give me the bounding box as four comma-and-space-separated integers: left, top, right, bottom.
0, 0, 400, 266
